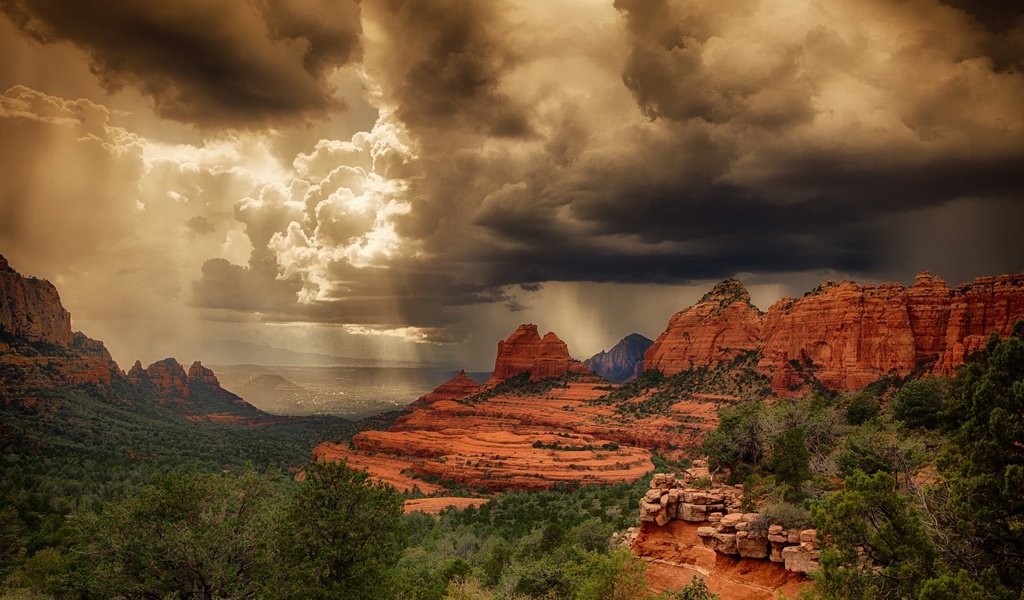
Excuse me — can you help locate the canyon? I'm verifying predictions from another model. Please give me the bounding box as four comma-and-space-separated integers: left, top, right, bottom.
316, 271, 1024, 500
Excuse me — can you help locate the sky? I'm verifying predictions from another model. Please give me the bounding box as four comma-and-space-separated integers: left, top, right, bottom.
0, 0, 1022, 370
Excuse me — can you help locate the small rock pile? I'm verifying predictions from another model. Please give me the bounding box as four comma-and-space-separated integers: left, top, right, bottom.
696, 517, 820, 574
636, 463, 820, 574
638, 461, 742, 526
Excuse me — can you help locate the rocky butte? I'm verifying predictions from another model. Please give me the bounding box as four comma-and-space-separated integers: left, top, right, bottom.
486, 324, 589, 385
647, 272, 1024, 394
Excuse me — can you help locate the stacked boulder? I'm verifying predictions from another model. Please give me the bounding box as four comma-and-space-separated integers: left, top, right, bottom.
639, 460, 742, 527
637, 462, 820, 575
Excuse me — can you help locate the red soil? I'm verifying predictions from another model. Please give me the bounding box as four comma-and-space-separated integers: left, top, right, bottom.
403, 497, 489, 514
634, 521, 809, 600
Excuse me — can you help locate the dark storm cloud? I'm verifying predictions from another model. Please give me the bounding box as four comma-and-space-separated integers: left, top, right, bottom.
365, 0, 531, 137
0, 0, 362, 127
121, 0, 1024, 346
454, 0, 1024, 289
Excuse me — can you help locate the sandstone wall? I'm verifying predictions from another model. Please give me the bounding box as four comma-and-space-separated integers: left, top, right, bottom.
0, 256, 73, 346
645, 272, 1024, 394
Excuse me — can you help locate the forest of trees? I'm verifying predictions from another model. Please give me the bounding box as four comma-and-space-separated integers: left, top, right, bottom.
2, 327, 1022, 599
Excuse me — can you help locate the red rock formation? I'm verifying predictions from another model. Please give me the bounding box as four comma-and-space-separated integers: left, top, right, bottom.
0, 257, 122, 403
410, 370, 481, 408
937, 273, 1024, 373
647, 273, 1024, 394
906, 272, 953, 364
127, 360, 148, 386
0, 255, 73, 346
487, 324, 589, 385
758, 281, 917, 391
645, 280, 763, 376
144, 358, 191, 403
187, 361, 220, 386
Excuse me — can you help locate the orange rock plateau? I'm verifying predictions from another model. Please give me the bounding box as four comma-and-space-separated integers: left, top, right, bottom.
647, 273, 1024, 393
315, 325, 735, 493
318, 271, 1024, 496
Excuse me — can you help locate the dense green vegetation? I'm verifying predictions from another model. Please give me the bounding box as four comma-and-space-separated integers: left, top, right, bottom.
3, 327, 1023, 599
0, 380, 390, 588
699, 326, 1024, 599
457, 373, 573, 406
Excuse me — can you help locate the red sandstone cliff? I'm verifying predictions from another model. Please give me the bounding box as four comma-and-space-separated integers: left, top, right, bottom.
0, 256, 121, 402
647, 272, 1024, 394
936, 273, 1024, 373
645, 280, 763, 375
0, 255, 73, 346
486, 324, 589, 385
188, 361, 220, 386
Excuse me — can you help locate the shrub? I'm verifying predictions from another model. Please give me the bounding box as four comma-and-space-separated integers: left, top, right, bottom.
891, 377, 947, 429
761, 502, 813, 530
844, 392, 881, 425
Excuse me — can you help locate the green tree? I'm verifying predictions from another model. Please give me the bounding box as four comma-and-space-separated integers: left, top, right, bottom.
814, 470, 936, 599
669, 576, 719, 600
844, 392, 881, 425
74, 469, 281, 599
565, 548, 648, 600
891, 377, 947, 429
936, 329, 1024, 589
768, 427, 811, 501
701, 401, 765, 478
274, 460, 406, 599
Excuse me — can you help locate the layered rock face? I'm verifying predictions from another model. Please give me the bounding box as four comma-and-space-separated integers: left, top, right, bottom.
585, 333, 652, 383
645, 280, 763, 375
128, 359, 224, 405
0, 256, 121, 402
487, 324, 589, 385
937, 273, 1024, 373
758, 281, 918, 391
142, 358, 191, 403
647, 272, 1024, 393
0, 255, 73, 346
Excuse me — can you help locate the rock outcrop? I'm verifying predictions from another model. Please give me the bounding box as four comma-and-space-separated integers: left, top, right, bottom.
143, 358, 191, 404
635, 466, 820, 576
585, 333, 653, 383
0, 255, 73, 346
407, 370, 481, 409
758, 281, 918, 391
646, 272, 1024, 394
487, 324, 589, 385
188, 361, 220, 386
937, 273, 1024, 373
0, 256, 122, 403
645, 280, 764, 375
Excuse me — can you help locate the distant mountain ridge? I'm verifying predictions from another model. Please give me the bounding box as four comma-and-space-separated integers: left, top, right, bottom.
0, 254, 267, 420
584, 333, 653, 383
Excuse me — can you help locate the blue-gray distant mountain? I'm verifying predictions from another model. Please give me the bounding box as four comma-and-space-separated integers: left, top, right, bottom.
584, 333, 653, 383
